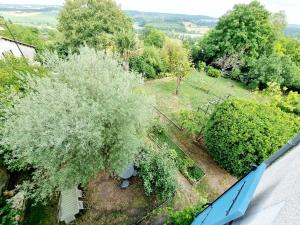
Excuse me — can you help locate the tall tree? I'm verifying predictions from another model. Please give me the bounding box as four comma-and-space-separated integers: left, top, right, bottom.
162, 39, 192, 95
57, 0, 134, 53
143, 26, 166, 48
1, 48, 153, 202
199, 1, 276, 68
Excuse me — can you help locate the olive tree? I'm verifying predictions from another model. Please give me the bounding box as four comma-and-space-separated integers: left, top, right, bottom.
1, 48, 154, 202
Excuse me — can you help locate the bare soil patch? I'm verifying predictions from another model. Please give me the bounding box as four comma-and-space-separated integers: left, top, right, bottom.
76, 172, 156, 225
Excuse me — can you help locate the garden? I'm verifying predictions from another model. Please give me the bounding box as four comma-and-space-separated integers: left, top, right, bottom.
0, 1, 299, 225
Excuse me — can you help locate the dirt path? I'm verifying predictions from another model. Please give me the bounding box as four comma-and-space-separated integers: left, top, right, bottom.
169, 128, 237, 196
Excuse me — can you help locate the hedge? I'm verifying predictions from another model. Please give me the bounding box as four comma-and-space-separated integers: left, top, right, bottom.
204, 99, 300, 176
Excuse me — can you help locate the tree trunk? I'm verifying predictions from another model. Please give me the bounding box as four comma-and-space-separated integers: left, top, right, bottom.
175, 76, 181, 95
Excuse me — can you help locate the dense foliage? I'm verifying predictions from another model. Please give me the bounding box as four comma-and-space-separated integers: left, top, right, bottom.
248, 54, 300, 90
204, 99, 300, 176
162, 38, 192, 95
198, 1, 275, 68
0, 56, 46, 94
167, 202, 207, 225
58, 0, 134, 53
149, 121, 204, 183
0, 18, 44, 50
206, 66, 221, 78
143, 26, 166, 48
0, 196, 20, 225
129, 46, 166, 79
176, 110, 206, 138
1, 48, 154, 202
136, 145, 177, 201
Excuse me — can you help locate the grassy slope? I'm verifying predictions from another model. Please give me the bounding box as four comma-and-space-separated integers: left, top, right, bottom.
144, 71, 264, 118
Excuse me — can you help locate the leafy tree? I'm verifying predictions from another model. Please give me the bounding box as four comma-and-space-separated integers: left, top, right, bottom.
1, 48, 154, 202
248, 54, 300, 90
129, 46, 166, 79
204, 99, 300, 176
274, 37, 300, 67
114, 30, 137, 70
162, 39, 192, 95
57, 0, 133, 53
198, 1, 276, 69
271, 10, 287, 35
136, 145, 177, 201
143, 26, 166, 48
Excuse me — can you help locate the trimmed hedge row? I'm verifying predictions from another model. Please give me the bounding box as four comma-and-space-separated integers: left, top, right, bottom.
204, 99, 300, 176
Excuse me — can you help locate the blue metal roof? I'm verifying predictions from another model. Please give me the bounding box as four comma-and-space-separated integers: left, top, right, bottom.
192, 163, 267, 225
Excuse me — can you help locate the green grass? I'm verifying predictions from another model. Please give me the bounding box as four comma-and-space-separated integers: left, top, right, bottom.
144, 71, 264, 117
149, 130, 205, 183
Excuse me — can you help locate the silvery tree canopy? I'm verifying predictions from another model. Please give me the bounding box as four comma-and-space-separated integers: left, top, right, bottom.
1, 48, 154, 202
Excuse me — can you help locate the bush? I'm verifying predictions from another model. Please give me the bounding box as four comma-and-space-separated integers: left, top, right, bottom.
207, 66, 221, 78
230, 68, 241, 80
248, 54, 300, 91
204, 99, 300, 176
176, 110, 206, 138
0, 56, 46, 93
167, 202, 207, 225
0, 196, 20, 225
148, 122, 205, 183
198, 61, 206, 72
129, 46, 166, 79
136, 145, 177, 201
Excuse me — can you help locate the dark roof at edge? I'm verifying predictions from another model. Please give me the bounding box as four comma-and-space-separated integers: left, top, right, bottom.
0, 36, 36, 49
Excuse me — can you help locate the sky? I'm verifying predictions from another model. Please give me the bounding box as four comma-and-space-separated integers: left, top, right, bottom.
1, 0, 300, 24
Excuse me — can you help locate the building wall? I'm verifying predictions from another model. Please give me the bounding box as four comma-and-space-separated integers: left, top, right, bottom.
0, 38, 36, 60
233, 143, 300, 225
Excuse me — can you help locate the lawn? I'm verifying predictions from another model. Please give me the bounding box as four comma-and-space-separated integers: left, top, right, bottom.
144, 71, 264, 118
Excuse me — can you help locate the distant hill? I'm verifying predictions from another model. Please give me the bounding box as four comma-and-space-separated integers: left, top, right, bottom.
125, 10, 217, 33
285, 24, 300, 39
0, 4, 300, 39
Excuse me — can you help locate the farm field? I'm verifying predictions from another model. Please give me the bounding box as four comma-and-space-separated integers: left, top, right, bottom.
0, 11, 58, 28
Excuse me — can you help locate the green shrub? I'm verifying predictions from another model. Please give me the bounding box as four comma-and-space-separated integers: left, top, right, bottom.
167, 202, 207, 225
231, 68, 241, 80
148, 123, 205, 183
0, 56, 46, 93
136, 145, 177, 201
207, 66, 221, 78
248, 54, 300, 91
129, 46, 166, 79
198, 61, 206, 72
0, 196, 20, 225
176, 110, 206, 138
204, 99, 300, 176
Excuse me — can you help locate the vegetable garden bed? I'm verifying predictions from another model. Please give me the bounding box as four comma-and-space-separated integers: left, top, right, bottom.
149, 129, 205, 184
